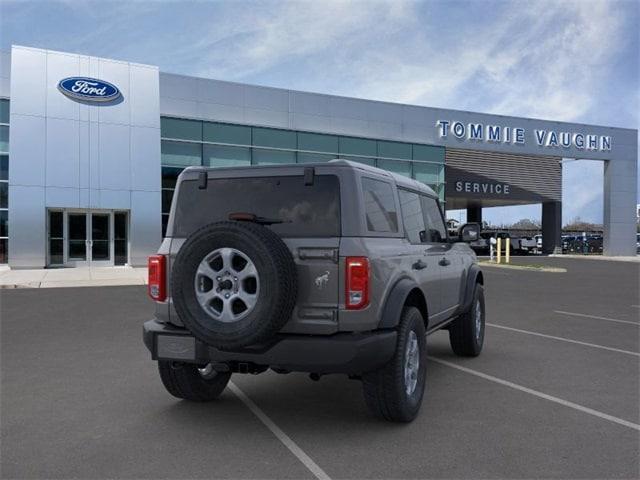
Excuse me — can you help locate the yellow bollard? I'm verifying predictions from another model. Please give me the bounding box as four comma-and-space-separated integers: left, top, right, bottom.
496, 237, 502, 264
505, 237, 510, 264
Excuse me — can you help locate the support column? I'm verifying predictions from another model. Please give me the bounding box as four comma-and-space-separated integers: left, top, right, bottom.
603, 155, 637, 256
542, 201, 562, 254
467, 205, 482, 224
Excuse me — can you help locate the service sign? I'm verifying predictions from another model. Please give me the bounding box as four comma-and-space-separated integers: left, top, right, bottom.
58, 77, 121, 102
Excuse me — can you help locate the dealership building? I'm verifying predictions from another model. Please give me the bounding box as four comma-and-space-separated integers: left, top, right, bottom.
0, 45, 637, 268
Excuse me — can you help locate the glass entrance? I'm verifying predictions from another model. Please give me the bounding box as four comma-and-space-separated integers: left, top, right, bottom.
90, 213, 111, 264
47, 210, 129, 267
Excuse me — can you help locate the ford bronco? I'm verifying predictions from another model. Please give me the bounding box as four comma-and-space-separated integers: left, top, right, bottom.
143, 160, 485, 422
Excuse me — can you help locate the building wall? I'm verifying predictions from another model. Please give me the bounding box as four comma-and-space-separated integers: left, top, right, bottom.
8, 46, 161, 267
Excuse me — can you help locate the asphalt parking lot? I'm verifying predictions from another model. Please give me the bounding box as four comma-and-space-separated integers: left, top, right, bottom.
1, 257, 639, 479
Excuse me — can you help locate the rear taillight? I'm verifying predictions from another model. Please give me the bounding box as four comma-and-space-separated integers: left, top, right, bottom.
148, 255, 166, 302
345, 256, 369, 310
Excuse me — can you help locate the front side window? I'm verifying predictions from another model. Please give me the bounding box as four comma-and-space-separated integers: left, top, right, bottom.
362, 177, 398, 233
399, 189, 426, 244
421, 196, 447, 243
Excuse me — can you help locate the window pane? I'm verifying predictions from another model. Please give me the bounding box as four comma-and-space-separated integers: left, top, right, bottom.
339, 137, 376, 157
174, 175, 341, 238
162, 189, 174, 214
413, 162, 443, 185
0, 126, 8, 154
114, 213, 127, 240
0, 238, 6, 263
203, 122, 251, 145
362, 177, 398, 233
412, 144, 445, 163
297, 152, 334, 164
399, 190, 426, 244
49, 239, 62, 265
298, 132, 338, 153
341, 155, 375, 166
49, 211, 63, 238
115, 240, 127, 265
203, 144, 251, 168
0, 182, 6, 208
161, 117, 201, 141
0, 210, 7, 237
69, 214, 86, 240
0, 155, 7, 181
377, 159, 411, 178
0, 99, 9, 124
252, 127, 296, 149
421, 196, 447, 243
378, 140, 411, 160
161, 140, 201, 166
162, 166, 183, 188
162, 214, 169, 237
253, 148, 296, 165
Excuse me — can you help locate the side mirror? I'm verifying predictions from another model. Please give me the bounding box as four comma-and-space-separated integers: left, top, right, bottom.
459, 223, 480, 242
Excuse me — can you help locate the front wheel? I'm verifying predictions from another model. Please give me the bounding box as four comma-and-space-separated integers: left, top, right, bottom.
449, 283, 485, 356
158, 361, 231, 401
362, 306, 427, 422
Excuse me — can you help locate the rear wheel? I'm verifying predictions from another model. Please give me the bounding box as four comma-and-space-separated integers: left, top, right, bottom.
449, 283, 485, 356
362, 307, 427, 422
158, 361, 231, 401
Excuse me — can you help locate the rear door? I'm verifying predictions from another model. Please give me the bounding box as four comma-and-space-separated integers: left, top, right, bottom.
397, 189, 441, 318
421, 195, 462, 320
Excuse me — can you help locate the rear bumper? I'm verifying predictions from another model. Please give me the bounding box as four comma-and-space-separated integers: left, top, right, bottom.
143, 319, 397, 375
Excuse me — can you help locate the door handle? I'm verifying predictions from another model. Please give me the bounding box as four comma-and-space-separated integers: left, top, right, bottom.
439, 257, 450, 267
412, 260, 427, 270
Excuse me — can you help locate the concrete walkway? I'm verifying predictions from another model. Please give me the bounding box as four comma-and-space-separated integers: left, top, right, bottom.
0, 266, 148, 289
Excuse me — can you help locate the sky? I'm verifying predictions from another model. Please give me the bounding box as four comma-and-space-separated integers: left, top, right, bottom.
1, 0, 638, 225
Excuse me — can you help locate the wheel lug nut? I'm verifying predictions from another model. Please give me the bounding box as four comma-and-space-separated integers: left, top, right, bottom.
233, 277, 238, 281
224, 294, 230, 299
216, 276, 221, 281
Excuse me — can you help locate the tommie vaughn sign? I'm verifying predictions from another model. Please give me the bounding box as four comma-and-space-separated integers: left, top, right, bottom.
436, 120, 612, 152
58, 77, 121, 102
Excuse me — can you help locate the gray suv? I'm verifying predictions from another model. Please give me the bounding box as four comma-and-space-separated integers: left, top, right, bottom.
143, 160, 485, 422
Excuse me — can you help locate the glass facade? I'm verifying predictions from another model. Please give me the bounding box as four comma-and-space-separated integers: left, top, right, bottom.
160, 116, 445, 235
0, 99, 8, 263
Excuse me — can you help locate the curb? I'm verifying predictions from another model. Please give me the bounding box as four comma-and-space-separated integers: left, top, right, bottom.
479, 262, 567, 273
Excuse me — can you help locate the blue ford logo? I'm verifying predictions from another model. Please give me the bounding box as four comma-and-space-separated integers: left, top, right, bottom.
58, 77, 121, 102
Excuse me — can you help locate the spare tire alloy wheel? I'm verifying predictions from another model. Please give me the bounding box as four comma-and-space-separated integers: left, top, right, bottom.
172, 221, 297, 350
195, 247, 259, 323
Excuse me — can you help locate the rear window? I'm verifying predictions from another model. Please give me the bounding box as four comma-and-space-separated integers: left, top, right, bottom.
173, 175, 341, 237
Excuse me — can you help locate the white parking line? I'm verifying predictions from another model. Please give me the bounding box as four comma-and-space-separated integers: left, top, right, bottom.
486, 323, 640, 357
554, 310, 639, 326
429, 357, 640, 432
228, 381, 331, 480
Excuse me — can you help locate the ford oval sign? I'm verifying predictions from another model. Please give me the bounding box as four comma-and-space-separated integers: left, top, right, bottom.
57, 77, 121, 102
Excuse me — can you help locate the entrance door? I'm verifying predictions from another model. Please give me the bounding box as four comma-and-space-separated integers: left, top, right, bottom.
67, 213, 88, 266
90, 213, 111, 266
47, 210, 129, 267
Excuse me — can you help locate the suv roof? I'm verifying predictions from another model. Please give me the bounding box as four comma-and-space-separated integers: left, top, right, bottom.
182, 158, 439, 199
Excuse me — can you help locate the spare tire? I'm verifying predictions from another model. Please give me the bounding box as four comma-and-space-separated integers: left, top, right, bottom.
172, 221, 297, 350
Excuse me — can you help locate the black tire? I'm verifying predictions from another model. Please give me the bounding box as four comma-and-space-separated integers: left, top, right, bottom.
158, 361, 231, 401
449, 283, 485, 356
172, 221, 297, 350
362, 307, 427, 422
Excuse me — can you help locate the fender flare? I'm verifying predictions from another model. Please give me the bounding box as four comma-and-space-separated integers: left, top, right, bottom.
460, 264, 483, 314
378, 277, 425, 329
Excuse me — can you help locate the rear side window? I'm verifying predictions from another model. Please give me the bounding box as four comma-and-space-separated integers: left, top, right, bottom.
362, 177, 398, 233
421, 196, 447, 243
398, 189, 426, 243
173, 175, 340, 237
